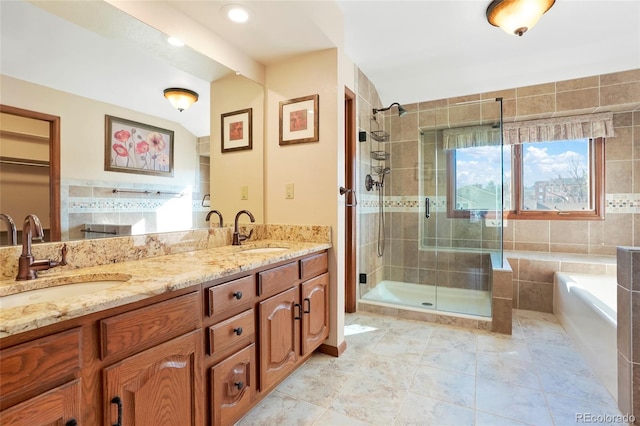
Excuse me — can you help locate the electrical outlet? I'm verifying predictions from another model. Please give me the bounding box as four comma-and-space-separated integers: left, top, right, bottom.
285, 183, 294, 199
240, 185, 248, 200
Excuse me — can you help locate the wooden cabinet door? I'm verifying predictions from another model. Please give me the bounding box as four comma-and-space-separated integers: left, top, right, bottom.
0, 379, 80, 426
258, 286, 299, 392
103, 330, 203, 426
210, 344, 255, 426
300, 273, 329, 355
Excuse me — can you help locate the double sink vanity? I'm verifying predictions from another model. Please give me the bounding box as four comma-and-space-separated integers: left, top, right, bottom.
0, 229, 332, 425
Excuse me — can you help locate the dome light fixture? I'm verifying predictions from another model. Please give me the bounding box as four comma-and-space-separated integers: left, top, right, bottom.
163, 88, 199, 112
486, 0, 555, 37
221, 4, 250, 23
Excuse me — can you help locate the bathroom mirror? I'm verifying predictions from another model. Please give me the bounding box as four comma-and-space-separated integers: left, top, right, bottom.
0, 0, 265, 243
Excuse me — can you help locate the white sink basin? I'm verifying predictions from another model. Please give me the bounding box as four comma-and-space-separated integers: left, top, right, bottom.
0, 280, 124, 309
241, 247, 288, 254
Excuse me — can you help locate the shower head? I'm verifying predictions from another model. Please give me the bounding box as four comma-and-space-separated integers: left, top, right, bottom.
373, 102, 407, 117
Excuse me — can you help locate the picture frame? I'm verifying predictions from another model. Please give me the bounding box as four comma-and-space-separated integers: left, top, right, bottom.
221, 108, 253, 153
279, 94, 319, 145
104, 115, 174, 177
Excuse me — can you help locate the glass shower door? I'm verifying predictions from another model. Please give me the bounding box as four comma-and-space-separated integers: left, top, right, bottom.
419, 98, 503, 317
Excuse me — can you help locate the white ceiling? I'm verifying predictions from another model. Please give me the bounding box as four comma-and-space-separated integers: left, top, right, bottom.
1, 1, 639, 137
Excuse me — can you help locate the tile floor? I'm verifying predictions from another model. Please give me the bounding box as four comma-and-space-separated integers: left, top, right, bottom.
237, 309, 628, 426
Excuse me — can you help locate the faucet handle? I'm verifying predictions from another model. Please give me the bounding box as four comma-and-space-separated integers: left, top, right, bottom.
59, 243, 68, 266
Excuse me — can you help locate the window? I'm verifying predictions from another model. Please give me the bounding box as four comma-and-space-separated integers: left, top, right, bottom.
448, 138, 604, 220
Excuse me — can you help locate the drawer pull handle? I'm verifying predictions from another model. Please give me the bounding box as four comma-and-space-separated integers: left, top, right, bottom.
303, 297, 311, 314
65, 420, 78, 426
234, 381, 244, 390
233, 291, 243, 300
111, 396, 123, 426
233, 327, 243, 336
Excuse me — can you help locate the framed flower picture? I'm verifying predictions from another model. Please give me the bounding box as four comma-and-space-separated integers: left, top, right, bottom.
221, 108, 252, 153
279, 94, 319, 145
104, 115, 174, 177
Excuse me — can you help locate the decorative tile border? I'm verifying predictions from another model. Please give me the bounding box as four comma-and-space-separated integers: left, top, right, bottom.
360, 194, 639, 214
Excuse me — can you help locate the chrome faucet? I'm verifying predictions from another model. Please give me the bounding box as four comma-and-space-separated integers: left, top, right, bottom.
0, 213, 17, 246
232, 210, 255, 246
16, 214, 67, 280
205, 210, 224, 227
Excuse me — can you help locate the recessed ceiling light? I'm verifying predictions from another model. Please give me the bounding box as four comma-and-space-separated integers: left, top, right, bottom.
167, 36, 184, 47
221, 4, 250, 23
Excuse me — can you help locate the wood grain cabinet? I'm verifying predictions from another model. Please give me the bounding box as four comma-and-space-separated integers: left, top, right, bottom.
0, 249, 329, 426
0, 327, 82, 425
103, 330, 203, 426
258, 252, 329, 393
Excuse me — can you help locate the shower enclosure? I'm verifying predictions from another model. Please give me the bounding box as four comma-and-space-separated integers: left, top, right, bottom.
358, 98, 504, 318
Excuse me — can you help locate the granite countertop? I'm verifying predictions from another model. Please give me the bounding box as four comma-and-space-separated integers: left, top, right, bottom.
0, 240, 331, 338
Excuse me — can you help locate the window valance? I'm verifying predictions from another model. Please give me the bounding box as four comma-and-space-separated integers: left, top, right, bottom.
503, 112, 615, 145
442, 125, 501, 150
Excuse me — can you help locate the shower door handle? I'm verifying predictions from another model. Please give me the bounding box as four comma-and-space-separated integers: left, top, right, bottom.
339, 187, 358, 207
425, 197, 430, 219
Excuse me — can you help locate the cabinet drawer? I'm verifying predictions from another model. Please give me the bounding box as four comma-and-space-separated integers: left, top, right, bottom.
257, 261, 298, 297
208, 275, 255, 317
100, 292, 199, 360
208, 309, 255, 355
300, 251, 328, 281
0, 328, 81, 402
210, 344, 256, 426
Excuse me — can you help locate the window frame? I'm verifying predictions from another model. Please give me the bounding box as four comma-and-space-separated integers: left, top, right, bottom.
446, 137, 605, 221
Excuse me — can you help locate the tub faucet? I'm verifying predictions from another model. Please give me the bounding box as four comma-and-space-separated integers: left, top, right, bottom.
0, 213, 17, 246
16, 214, 67, 280
206, 210, 224, 227
232, 210, 255, 246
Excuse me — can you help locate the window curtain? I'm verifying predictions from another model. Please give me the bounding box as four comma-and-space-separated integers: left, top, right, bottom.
442, 125, 501, 150
503, 112, 615, 145
442, 112, 615, 150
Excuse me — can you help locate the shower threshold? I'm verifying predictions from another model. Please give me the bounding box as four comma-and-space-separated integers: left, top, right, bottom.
361, 280, 491, 317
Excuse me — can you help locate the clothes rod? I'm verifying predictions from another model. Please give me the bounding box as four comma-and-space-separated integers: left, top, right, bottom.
0, 156, 50, 168
112, 189, 183, 197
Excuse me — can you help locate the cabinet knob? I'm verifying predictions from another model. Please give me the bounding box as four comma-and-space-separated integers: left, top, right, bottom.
233, 327, 243, 336
234, 381, 244, 390
65, 420, 78, 426
233, 291, 243, 300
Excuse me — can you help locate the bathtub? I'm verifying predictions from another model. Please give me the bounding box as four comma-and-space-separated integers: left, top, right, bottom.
554, 272, 617, 400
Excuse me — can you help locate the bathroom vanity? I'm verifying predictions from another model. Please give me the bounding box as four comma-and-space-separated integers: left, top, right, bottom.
0, 241, 330, 426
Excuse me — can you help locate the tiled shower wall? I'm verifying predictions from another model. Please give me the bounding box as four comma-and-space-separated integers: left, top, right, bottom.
357, 67, 640, 312
61, 153, 211, 240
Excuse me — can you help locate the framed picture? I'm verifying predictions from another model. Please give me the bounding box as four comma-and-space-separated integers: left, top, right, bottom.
279, 94, 319, 145
105, 115, 174, 177
221, 108, 253, 153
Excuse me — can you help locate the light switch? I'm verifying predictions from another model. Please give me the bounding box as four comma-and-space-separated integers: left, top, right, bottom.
285, 183, 294, 199
240, 185, 248, 200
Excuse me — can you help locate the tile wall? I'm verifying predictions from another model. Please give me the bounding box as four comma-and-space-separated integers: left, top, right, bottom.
357, 68, 640, 314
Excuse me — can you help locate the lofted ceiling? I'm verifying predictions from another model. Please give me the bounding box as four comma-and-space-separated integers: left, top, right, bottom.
1, 1, 638, 138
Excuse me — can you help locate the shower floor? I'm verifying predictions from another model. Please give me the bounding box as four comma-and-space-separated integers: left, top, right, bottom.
361, 280, 491, 317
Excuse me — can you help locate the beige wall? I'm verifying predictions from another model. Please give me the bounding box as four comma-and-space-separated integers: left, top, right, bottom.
1, 75, 198, 187
1, 75, 200, 239
210, 74, 265, 223
265, 48, 345, 349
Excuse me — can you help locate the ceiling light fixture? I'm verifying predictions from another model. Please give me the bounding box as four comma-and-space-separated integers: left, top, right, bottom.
163, 88, 199, 112
486, 0, 555, 37
167, 36, 184, 47
222, 4, 250, 23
